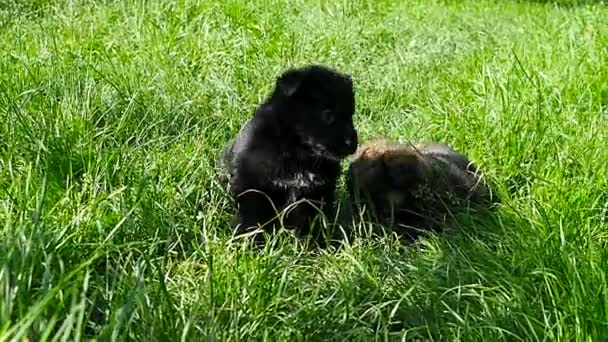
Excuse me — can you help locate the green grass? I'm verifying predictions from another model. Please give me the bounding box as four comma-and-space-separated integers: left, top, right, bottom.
1, 0, 607, 340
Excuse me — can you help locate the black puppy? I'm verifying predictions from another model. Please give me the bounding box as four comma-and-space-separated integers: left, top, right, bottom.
219, 65, 358, 242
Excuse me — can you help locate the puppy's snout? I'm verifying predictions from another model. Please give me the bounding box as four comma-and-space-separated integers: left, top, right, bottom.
345, 131, 358, 153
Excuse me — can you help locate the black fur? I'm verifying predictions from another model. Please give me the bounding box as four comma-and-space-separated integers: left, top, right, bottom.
220, 65, 358, 243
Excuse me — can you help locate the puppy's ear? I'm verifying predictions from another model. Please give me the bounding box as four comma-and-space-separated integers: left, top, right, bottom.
345, 74, 353, 87
277, 69, 302, 97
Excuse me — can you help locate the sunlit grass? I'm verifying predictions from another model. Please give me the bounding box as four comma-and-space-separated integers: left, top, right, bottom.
0, 0, 606, 340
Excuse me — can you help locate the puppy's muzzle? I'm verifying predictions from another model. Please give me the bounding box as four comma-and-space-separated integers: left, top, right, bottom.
344, 131, 358, 154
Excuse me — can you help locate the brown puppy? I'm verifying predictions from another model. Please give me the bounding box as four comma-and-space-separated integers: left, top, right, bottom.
346, 139, 497, 240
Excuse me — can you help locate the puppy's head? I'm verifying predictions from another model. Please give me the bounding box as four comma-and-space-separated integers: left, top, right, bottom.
348, 141, 428, 207
273, 65, 358, 159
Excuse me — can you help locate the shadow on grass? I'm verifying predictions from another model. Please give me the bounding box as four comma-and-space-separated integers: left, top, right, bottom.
289, 206, 535, 340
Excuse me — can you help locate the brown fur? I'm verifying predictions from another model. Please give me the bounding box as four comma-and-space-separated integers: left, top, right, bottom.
346, 139, 497, 240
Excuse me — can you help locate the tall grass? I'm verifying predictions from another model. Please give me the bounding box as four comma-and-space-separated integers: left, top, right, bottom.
0, 0, 606, 340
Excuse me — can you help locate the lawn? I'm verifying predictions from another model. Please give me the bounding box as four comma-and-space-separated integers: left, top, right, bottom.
0, 0, 607, 340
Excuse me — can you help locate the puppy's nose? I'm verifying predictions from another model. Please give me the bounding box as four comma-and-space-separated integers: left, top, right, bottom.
345, 128, 358, 152
345, 136, 358, 152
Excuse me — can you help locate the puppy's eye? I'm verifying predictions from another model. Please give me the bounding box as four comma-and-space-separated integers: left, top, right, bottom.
321, 109, 335, 124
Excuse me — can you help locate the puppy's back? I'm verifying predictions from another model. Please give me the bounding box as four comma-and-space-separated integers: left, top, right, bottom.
416, 142, 496, 205
217, 119, 256, 176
